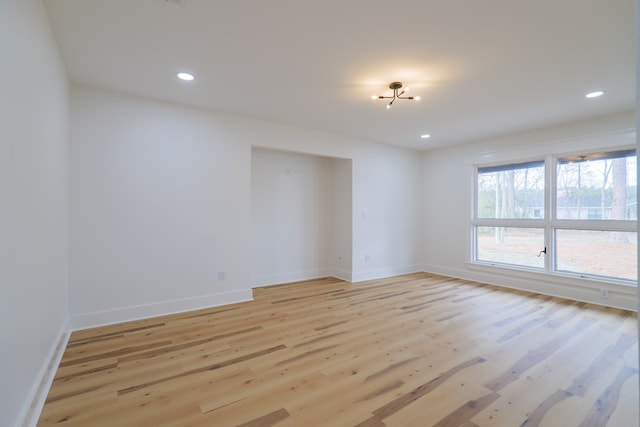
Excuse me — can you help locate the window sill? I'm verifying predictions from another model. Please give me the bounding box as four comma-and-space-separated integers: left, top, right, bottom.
467, 261, 637, 290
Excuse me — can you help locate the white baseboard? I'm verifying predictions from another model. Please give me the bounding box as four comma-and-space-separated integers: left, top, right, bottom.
327, 267, 352, 282
251, 269, 330, 287
421, 263, 638, 312
351, 264, 422, 283
19, 320, 70, 427
70, 289, 254, 331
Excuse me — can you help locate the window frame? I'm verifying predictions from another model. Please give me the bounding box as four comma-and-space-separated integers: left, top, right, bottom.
471, 148, 637, 286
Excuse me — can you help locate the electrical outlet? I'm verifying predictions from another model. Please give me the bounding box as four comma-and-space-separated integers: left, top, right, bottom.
364, 254, 371, 263
218, 271, 226, 281
599, 288, 609, 299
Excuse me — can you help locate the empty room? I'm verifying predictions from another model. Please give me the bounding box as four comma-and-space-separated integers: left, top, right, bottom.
2, 0, 638, 426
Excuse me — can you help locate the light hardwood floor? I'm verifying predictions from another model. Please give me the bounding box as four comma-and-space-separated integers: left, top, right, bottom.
38, 273, 638, 426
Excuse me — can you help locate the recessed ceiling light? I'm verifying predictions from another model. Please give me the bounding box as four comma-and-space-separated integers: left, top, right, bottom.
177, 72, 195, 81
420, 134, 431, 139
585, 90, 605, 98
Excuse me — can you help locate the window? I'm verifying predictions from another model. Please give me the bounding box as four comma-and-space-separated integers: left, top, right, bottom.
475, 161, 546, 270
556, 150, 637, 221
555, 229, 636, 281
473, 149, 637, 284
477, 161, 545, 220
476, 227, 544, 269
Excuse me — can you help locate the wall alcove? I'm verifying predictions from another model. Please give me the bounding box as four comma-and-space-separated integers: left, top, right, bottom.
250, 147, 353, 286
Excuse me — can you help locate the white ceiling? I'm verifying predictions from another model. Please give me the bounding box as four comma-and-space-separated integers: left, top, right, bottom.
44, 0, 635, 151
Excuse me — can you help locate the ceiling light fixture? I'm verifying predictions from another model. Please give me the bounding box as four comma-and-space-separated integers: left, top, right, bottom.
420, 134, 431, 139
177, 72, 195, 81
585, 90, 605, 98
372, 82, 421, 109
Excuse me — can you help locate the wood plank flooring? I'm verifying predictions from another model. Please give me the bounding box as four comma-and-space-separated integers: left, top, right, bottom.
37, 273, 638, 426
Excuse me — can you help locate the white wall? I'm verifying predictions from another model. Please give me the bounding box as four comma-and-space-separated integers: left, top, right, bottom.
251, 148, 333, 285
252, 132, 423, 283
69, 86, 254, 327
0, 1, 69, 426
328, 157, 353, 280
69, 85, 423, 327
251, 149, 353, 285
352, 146, 423, 281
422, 111, 638, 310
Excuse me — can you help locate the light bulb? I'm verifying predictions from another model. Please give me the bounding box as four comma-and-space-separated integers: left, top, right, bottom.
414, 96, 421, 101
585, 90, 605, 98
177, 72, 195, 81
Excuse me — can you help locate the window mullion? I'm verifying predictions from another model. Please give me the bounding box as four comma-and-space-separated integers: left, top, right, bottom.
546, 155, 555, 273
